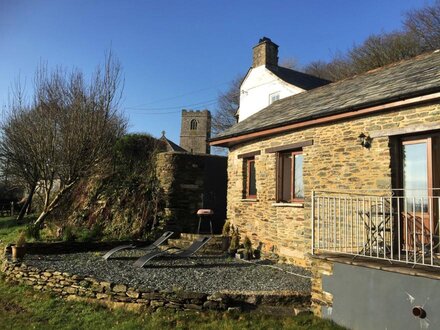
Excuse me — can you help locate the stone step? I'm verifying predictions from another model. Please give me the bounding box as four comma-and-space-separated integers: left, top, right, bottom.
168, 239, 223, 249
179, 233, 223, 241
166, 235, 227, 255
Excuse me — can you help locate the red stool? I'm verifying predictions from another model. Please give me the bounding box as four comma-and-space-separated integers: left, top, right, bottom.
197, 209, 214, 235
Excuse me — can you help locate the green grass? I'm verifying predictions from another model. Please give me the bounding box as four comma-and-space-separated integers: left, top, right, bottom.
0, 277, 344, 330
0, 215, 34, 247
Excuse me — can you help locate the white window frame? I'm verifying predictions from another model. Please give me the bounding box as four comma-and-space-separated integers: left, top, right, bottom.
269, 91, 280, 105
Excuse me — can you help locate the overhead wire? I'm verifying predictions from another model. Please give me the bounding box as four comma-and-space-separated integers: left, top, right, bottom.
125, 98, 219, 111
126, 101, 219, 116
124, 79, 231, 109
122, 77, 240, 115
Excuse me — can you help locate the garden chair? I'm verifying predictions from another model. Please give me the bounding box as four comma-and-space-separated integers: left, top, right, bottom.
401, 212, 440, 266
102, 231, 174, 260
133, 236, 212, 268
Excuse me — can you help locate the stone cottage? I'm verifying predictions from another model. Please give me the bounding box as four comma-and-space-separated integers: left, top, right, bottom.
211, 39, 440, 329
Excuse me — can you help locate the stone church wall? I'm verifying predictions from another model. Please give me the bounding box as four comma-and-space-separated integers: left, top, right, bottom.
180, 110, 211, 154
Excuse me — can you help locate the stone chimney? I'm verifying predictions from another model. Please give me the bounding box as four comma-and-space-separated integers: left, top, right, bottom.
252, 37, 279, 68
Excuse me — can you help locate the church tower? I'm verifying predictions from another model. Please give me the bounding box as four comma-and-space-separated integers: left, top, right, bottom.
179, 110, 211, 154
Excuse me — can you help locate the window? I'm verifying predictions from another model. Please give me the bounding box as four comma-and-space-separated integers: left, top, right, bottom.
190, 119, 198, 130
402, 139, 429, 201
269, 92, 280, 105
244, 158, 257, 198
396, 134, 440, 200
391, 133, 440, 250
277, 150, 303, 202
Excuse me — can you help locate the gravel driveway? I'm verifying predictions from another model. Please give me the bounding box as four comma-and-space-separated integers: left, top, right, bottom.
23, 250, 311, 294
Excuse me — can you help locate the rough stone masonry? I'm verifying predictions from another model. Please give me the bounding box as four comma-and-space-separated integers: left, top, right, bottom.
226, 102, 440, 267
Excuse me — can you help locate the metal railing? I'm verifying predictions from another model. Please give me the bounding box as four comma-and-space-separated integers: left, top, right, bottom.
311, 190, 440, 268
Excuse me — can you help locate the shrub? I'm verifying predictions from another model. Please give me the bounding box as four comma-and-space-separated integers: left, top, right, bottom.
62, 226, 76, 242
222, 220, 231, 237
243, 236, 252, 253
229, 227, 240, 252
90, 223, 104, 240
77, 223, 104, 242
16, 231, 26, 247
25, 223, 41, 241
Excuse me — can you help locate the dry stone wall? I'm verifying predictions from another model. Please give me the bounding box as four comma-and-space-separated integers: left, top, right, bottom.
0, 255, 309, 312
1, 258, 224, 311
227, 102, 440, 267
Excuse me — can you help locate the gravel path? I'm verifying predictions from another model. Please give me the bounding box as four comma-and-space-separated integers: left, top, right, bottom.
23, 250, 311, 294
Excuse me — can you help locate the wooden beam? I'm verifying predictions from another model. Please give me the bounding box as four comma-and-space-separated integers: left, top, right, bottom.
265, 139, 313, 153
370, 122, 440, 138
237, 150, 261, 159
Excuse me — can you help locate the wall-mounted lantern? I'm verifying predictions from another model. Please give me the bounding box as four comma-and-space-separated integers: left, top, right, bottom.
358, 133, 372, 149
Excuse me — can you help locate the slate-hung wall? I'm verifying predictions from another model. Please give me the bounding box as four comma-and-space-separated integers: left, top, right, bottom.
227, 102, 440, 267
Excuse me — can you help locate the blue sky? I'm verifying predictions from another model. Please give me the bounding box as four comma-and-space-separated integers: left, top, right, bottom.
0, 0, 434, 144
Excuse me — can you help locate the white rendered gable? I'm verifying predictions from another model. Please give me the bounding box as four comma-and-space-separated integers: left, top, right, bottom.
237, 66, 304, 122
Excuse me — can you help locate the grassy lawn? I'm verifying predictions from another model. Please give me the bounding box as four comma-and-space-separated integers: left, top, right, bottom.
0, 215, 33, 248
0, 216, 344, 330
0, 279, 344, 330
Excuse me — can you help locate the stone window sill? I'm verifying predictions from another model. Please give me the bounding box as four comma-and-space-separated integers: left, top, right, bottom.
241, 198, 258, 202
272, 202, 304, 208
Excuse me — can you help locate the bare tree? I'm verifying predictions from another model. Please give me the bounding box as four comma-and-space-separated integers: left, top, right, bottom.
211, 75, 242, 136
0, 53, 127, 227
279, 57, 298, 69
304, 32, 423, 81
304, 56, 354, 81
305, 2, 440, 81
405, 0, 440, 50
0, 85, 40, 220
349, 32, 423, 74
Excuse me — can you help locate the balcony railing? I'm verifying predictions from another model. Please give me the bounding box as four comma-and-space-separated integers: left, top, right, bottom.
311, 190, 440, 268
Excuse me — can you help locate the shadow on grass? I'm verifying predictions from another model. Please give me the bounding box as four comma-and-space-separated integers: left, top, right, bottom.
0, 217, 23, 230
0, 215, 35, 230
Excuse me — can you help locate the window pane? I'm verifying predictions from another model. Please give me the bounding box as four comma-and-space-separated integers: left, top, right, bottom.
249, 160, 257, 196
403, 142, 428, 211
294, 154, 303, 199
270, 92, 280, 104
281, 153, 292, 201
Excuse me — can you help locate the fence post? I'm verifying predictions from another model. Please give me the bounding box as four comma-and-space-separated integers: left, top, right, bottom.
11, 201, 14, 217
311, 190, 315, 255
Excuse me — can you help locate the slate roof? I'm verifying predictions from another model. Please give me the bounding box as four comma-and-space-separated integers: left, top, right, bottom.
267, 65, 330, 90
160, 136, 187, 152
212, 50, 440, 142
